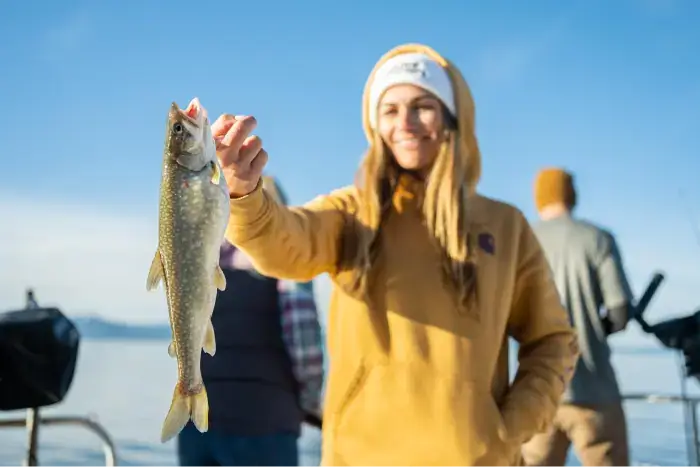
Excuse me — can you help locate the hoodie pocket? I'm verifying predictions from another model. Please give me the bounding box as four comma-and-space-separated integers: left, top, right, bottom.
331, 361, 510, 466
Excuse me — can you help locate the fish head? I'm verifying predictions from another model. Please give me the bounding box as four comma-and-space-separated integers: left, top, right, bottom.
165, 98, 216, 171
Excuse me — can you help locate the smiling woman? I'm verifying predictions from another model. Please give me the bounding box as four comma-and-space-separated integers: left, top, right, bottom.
217, 42, 580, 466
370, 52, 458, 176
375, 84, 449, 174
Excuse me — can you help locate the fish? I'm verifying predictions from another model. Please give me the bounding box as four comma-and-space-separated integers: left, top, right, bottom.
146, 97, 230, 443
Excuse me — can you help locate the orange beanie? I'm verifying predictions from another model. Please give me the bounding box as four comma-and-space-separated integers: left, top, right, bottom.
534, 168, 577, 211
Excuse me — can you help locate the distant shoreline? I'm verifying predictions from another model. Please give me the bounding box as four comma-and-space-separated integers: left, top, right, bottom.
69, 316, 668, 355
70, 316, 171, 340
80, 336, 170, 341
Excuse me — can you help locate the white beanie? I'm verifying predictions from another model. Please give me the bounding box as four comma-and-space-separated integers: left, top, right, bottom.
367, 52, 456, 129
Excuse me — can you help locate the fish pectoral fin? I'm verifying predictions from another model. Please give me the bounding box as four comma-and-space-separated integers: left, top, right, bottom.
160, 385, 209, 443
167, 341, 176, 358
147, 250, 164, 291
203, 320, 216, 356
210, 161, 221, 185
214, 265, 226, 291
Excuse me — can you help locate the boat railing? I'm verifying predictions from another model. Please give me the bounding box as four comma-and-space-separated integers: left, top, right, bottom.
0, 408, 118, 466
621, 392, 700, 466
0, 393, 697, 466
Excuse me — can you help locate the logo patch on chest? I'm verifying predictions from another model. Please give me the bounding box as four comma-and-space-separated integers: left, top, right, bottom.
477, 232, 495, 255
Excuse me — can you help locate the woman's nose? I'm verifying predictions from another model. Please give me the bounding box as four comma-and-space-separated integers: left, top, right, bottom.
396, 107, 418, 130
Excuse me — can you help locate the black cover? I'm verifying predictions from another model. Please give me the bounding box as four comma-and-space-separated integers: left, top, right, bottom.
650, 309, 700, 380
0, 307, 81, 411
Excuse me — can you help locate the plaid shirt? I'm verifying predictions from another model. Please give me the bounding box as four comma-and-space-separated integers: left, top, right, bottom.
219, 241, 325, 416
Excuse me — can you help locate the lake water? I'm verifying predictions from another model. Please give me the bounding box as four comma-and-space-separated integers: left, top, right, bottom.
0, 339, 698, 466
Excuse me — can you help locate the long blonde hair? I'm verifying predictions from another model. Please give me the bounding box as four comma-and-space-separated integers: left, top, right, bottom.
262, 175, 289, 206
339, 43, 483, 309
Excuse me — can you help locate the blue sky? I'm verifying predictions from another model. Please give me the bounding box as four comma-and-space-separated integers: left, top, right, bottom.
1, 0, 698, 347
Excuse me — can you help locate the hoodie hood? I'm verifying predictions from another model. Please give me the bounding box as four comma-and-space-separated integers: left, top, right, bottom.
361, 43, 482, 192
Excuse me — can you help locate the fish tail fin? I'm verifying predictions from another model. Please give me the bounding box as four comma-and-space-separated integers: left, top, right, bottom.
160, 384, 209, 443
190, 387, 209, 432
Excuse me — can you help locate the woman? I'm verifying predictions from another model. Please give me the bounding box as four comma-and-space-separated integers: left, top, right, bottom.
213, 43, 579, 466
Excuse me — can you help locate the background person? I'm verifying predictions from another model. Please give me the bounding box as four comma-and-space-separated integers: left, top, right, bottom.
522, 167, 633, 466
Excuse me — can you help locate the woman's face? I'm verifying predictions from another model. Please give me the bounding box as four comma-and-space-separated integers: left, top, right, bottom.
377, 84, 446, 175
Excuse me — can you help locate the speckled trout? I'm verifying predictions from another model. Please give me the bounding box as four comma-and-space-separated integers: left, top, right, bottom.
146, 97, 230, 443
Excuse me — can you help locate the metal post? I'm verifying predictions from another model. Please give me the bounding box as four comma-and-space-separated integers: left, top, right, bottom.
25, 408, 40, 466
0, 414, 118, 466
690, 400, 700, 466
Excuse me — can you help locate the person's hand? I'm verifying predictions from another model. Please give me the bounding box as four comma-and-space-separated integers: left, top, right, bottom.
211, 114, 268, 198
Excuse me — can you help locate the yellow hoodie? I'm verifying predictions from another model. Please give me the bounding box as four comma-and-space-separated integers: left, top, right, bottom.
224, 44, 579, 466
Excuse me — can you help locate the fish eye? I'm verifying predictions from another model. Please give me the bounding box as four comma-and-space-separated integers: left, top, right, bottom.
173, 122, 183, 134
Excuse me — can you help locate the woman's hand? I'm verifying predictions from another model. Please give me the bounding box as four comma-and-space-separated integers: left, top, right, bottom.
212, 114, 268, 198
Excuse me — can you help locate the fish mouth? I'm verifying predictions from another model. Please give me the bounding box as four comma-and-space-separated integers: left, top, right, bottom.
167, 98, 214, 171
168, 98, 210, 157
169, 98, 207, 129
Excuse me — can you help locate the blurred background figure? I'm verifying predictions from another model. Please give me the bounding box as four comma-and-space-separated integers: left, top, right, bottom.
522, 168, 634, 466
176, 175, 325, 466
25, 288, 39, 309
